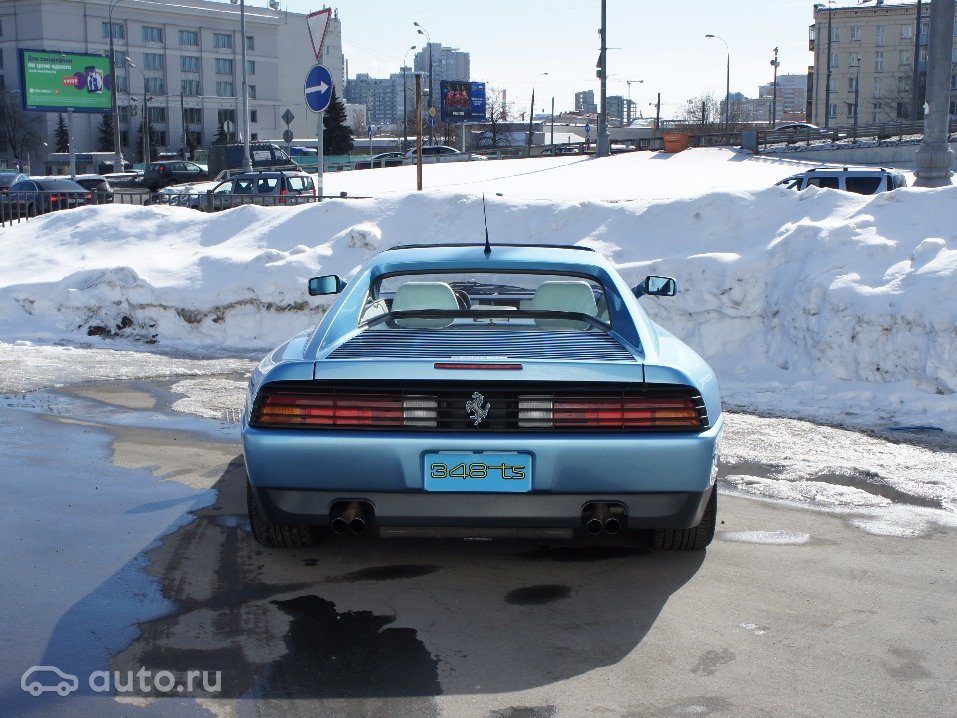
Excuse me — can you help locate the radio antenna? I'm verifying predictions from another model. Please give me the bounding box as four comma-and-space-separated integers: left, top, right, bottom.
482, 193, 491, 256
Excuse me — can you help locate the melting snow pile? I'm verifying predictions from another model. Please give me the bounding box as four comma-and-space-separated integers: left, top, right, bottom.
0, 149, 954, 434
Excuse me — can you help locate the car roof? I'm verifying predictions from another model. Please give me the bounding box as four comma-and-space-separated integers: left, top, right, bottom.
229, 170, 310, 179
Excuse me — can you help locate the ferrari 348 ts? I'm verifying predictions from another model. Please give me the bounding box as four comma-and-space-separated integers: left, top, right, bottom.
242, 243, 723, 550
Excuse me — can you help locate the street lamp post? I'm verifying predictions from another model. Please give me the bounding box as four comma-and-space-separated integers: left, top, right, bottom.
705, 34, 730, 126
852, 55, 861, 137
230, 0, 253, 172
625, 79, 642, 125
402, 45, 416, 151
769, 46, 780, 127
824, 1, 834, 127
413, 22, 433, 145
125, 57, 151, 163
526, 71, 548, 157
108, 0, 126, 172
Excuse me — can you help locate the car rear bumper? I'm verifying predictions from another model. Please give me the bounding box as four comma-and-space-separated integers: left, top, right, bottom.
251, 485, 714, 531
243, 417, 722, 530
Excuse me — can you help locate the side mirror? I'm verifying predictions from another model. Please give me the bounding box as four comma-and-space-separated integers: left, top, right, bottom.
308, 275, 347, 296
633, 275, 676, 298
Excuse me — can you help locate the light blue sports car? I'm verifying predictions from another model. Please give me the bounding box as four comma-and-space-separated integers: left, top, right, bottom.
242, 243, 723, 550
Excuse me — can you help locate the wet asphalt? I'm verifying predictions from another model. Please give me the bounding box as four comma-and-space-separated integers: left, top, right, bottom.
0, 379, 954, 718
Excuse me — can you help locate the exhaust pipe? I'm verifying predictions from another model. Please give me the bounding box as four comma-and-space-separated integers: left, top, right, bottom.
583, 503, 610, 535
583, 503, 627, 536
330, 501, 372, 535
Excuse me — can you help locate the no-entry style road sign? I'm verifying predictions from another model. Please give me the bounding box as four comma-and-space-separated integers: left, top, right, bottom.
304, 65, 333, 113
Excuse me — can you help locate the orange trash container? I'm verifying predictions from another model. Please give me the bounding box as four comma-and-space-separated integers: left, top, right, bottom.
661, 132, 690, 153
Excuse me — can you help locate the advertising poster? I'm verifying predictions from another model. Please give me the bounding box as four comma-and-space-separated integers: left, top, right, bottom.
440, 81, 486, 123
18, 49, 114, 113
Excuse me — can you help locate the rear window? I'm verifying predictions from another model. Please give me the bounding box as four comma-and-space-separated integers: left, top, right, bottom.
287, 176, 313, 192
358, 271, 612, 331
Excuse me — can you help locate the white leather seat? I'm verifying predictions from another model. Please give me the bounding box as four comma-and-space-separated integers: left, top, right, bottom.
391, 282, 458, 328
531, 281, 598, 329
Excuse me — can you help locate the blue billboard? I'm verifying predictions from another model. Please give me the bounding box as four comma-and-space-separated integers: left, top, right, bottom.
440, 81, 486, 123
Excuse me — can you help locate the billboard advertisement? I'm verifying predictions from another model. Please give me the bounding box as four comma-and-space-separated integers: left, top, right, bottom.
18, 49, 114, 113
440, 81, 486, 123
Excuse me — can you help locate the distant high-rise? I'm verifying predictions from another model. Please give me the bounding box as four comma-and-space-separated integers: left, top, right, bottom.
575, 90, 597, 114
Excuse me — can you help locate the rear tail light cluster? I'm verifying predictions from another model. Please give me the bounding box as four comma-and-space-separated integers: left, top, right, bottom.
517, 394, 703, 429
251, 388, 438, 428
250, 383, 707, 432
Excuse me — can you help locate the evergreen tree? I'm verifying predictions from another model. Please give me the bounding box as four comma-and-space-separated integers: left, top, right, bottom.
323, 89, 353, 155
213, 124, 229, 145
97, 113, 114, 152
55, 113, 70, 152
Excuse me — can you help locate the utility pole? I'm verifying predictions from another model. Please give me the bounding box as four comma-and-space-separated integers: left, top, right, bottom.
596, 0, 609, 157
769, 47, 779, 127
914, 0, 955, 186
911, 0, 923, 121
824, 2, 833, 128
107, 0, 125, 172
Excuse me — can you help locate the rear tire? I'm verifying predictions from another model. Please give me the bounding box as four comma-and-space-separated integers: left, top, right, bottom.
247, 481, 316, 548
652, 485, 717, 551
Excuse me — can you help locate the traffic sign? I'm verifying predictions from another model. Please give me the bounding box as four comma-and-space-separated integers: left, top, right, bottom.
282, 108, 295, 126
584, 123, 591, 136
367, 125, 373, 139
282, 129, 294, 143
223, 120, 235, 134
304, 65, 333, 113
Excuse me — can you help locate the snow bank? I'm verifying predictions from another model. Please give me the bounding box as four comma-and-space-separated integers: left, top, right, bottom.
0, 149, 954, 432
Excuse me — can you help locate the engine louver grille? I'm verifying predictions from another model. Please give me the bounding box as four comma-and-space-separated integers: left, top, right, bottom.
250, 381, 709, 432
326, 329, 637, 362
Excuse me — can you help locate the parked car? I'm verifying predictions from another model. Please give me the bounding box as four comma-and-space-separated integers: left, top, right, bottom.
403, 145, 487, 164
175, 170, 317, 210
73, 174, 114, 204
354, 151, 406, 170
243, 243, 723, 550
776, 166, 907, 194
289, 146, 319, 157
0, 171, 28, 193
143, 160, 209, 191
206, 142, 297, 178
4, 178, 92, 216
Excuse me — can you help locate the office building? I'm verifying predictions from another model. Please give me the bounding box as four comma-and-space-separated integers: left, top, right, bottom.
0, 0, 344, 165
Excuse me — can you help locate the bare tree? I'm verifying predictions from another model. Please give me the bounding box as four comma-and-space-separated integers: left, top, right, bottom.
351, 108, 366, 137
475, 87, 514, 149
677, 93, 722, 134
0, 95, 45, 167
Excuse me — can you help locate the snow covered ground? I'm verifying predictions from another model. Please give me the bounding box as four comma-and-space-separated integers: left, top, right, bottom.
1, 147, 955, 529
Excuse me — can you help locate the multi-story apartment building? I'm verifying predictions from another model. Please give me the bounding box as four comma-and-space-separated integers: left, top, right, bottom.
0, 0, 344, 165
808, 1, 955, 127
413, 42, 469, 101
345, 72, 407, 127
759, 74, 809, 123
575, 90, 597, 114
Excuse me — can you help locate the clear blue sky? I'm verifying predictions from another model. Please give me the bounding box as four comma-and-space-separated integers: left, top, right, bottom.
280, 0, 821, 118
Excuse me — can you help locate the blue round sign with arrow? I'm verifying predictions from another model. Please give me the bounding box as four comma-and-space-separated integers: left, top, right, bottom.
304, 64, 333, 113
